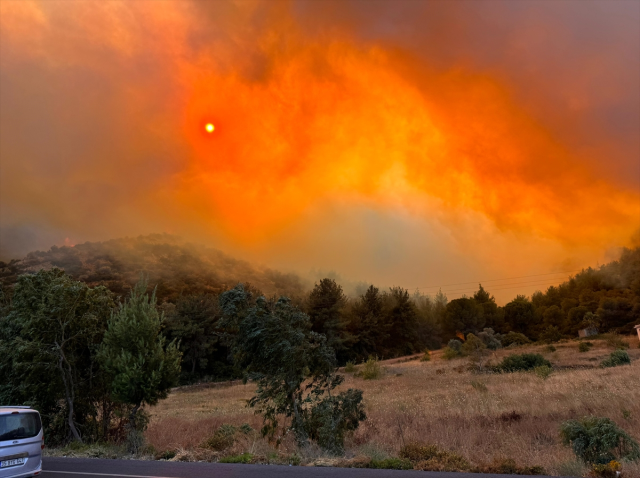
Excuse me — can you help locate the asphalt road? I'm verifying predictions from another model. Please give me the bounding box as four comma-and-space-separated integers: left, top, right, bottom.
42, 457, 558, 478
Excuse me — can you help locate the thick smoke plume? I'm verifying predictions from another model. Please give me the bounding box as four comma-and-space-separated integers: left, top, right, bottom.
1, 0, 638, 301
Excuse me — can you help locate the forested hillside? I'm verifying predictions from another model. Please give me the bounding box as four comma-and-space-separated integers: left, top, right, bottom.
0, 234, 305, 301
1, 236, 638, 383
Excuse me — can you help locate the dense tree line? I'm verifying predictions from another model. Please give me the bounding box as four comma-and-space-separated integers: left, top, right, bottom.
0, 270, 181, 447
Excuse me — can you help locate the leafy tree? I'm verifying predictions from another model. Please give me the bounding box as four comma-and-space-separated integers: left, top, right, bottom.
98, 277, 181, 431
443, 298, 484, 339
560, 416, 640, 464
597, 297, 635, 330
0, 269, 114, 443
566, 306, 589, 334
220, 284, 365, 453
542, 305, 564, 328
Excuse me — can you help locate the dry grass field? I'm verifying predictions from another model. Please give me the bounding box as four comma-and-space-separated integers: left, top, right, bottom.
145, 335, 640, 476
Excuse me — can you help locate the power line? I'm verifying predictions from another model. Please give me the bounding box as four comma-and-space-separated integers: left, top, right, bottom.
430, 277, 577, 295
409, 269, 583, 291
444, 281, 571, 295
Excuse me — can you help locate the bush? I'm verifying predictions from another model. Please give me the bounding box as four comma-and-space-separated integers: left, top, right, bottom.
477, 328, 502, 350
447, 339, 463, 353
369, 458, 413, 470
202, 425, 237, 451
472, 458, 546, 475
344, 361, 356, 373
442, 346, 460, 360
420, 350, 431, 362
601, 350, 631, 368
588, 460, 622, 478
560, 416, 640, 464
501, 332, 531, 347
579, 342, 593, 352
305, 388, 366, 455
534, 365, 553, 380
546, 345, 557, 352
360, 356, 382, 380
400, 443, 471, 472
461, 333, 487, 357
539, 326, 563, 344
219, 453, 253, 464
495, 353, 551, 373
156, 450, 176, 460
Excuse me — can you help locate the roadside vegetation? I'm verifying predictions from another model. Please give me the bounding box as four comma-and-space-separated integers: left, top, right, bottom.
136, 336, 639, 476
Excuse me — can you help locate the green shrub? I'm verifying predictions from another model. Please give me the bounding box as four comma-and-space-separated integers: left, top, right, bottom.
579, 342, 592, 353
539, 326, 563, 344
447, 339, 463, 353
344, 361, 356, 373
239, 423, 253, 434
441, 346, 459, 360
545, 344, 556, 352
420, 350, 431, 362
495, 353, 551, 373
219, 453, 253, 464
534, 365, 553, 380
600, 350, 631, 368
560, 416, 640, 464
501, 332, 531, 347
202, 424, 238, 450
305, 388, 366, 454
477, 328, 502, 350
461, 333, 487, 357
361, 356, 382, 380
369, 458, 413, 470
589, 460, 622, 478
400, 443, 471, 472
156, 450, 176, 460
472, 458, 546, 475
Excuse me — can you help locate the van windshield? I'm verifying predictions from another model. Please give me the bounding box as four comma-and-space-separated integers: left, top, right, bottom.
0, 413, 42, 441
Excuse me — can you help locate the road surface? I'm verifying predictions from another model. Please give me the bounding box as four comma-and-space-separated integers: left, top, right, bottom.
42, 457, 557, 478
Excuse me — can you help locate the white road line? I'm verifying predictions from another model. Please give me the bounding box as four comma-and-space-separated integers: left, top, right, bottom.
44, 471, 177, 478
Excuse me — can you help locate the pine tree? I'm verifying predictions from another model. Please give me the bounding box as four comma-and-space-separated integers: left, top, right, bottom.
98, 276, 181, 432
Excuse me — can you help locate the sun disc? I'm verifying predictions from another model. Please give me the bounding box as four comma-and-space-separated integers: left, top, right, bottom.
205, 123, 215, 133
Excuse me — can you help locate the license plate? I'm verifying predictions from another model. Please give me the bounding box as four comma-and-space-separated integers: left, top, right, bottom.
1, 457, 25, 467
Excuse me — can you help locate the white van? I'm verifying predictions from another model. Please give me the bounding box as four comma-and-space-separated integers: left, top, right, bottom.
0, 407, 43, 478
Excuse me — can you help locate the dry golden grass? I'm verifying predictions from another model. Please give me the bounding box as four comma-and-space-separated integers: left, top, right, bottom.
146, 336, 640, 476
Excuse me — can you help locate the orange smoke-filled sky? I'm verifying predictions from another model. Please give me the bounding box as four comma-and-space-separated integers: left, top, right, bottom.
1, 0, 639, 302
